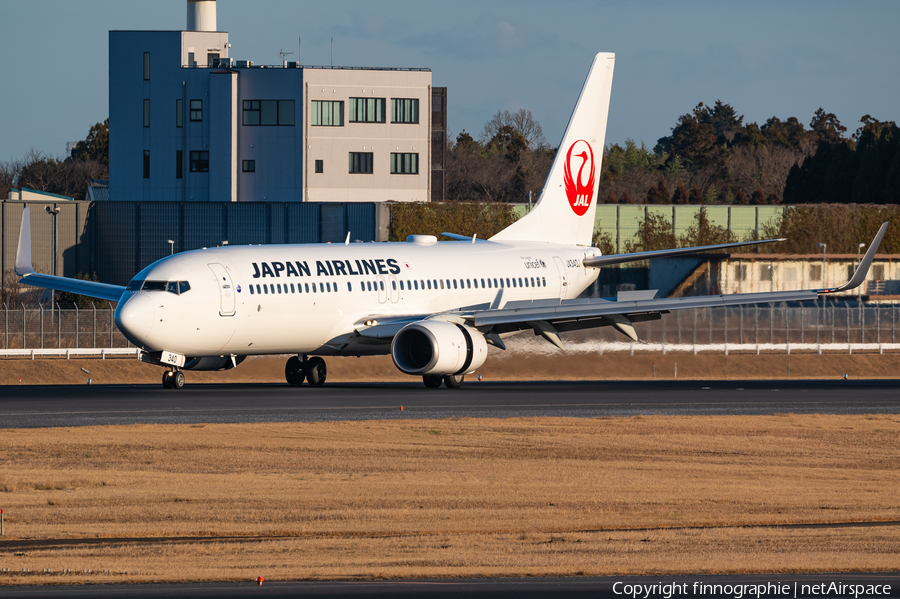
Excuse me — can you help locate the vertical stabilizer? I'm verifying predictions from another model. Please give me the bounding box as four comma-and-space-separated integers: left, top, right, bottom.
490, 52, 615, 246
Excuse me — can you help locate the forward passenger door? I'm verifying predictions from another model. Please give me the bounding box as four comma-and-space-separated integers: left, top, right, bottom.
208, 263, 236, 316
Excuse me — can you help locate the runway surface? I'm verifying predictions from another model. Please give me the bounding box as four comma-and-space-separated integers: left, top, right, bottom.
1, 574, 898, 598
0, 379, 898, 428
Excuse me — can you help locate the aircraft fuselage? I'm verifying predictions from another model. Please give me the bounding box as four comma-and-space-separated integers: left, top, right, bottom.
115, 239, 601, 358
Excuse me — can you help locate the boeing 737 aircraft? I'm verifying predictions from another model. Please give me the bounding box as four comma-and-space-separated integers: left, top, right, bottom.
15, 52, 887, 389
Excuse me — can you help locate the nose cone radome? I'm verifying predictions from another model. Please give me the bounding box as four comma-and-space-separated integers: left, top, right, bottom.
115, 294, 155, 346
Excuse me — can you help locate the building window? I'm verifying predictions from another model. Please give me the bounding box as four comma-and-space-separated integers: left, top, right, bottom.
143, 150, 150, 178
188, 52, 194, 67
760, 265, 773, 282
176, 99, 183, 127
242, 160, 255, 172
391, 98, 419, 124
349, 98, 385, 123
190, 100, 203, 121
242, 100, 295, 126
349, 152, 373, 174
315, 160, 323, 173
809, 264, 821, 281
143, 52, 150, 80
873, 264, 885, 280
208, 52, 219, 67
391, 153, 419, 174
143, 99, 150, 127
736, 264, 747, 281
190, 151, 209, 172
311, 100, 343, 126
176, 150, 183, 179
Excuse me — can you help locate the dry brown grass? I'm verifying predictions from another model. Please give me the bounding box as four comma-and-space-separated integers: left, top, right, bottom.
1, 415, 899, 584
4, 351, 900, 386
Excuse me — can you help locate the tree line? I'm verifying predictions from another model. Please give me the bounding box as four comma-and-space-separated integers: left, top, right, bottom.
4, 102, 897, 208
448, 103, 899, 206
0, 120, 108, 201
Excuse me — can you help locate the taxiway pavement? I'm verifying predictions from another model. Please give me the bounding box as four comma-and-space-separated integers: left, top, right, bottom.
0, 379, 897, 428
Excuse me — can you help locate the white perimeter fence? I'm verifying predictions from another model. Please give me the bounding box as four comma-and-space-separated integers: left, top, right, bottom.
2, 302, 900, 357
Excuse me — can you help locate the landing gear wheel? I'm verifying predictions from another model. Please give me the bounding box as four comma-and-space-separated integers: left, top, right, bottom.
285, 356, 306, 386
162, 371, 174, 389
305, 357, 327, 386
443, 374, 464, 389
423, 375, 443, 388
172, 370, 185, 389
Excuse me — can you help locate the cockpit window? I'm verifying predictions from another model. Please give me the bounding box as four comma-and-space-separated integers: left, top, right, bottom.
133, 280, 192, 294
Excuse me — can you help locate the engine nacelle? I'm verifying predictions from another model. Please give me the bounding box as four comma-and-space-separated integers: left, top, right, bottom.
182, 355, 246, 371
391, 320, 487, 376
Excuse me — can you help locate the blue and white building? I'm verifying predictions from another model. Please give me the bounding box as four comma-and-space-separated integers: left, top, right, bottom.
109, 0, 445, 203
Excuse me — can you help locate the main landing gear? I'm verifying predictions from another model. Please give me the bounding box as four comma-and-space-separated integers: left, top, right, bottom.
422, 374, 465, 389
285, 355, 327, 386
162, 369, 185, 389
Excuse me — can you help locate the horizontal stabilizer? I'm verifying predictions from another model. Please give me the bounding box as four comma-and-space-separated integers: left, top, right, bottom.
441, 232, 492, 243
583, 238, 785, 268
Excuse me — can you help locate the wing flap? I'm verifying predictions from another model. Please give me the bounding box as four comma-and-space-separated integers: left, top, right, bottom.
474, 290, 817, 328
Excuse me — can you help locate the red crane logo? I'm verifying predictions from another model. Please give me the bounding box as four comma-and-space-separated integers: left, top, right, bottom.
564, 140, 595, 216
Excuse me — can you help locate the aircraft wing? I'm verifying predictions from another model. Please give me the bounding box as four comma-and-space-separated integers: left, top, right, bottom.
15, 206, 127, 303
355, 223, 887, 347
469, 222, 888, 346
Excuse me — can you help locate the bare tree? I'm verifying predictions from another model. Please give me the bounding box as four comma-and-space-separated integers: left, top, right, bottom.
15, 149, 106, 201
480, 108, 546, 149
0, 157, 22, 199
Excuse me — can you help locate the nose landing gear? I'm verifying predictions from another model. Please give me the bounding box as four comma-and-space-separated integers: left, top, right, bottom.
162, 369, 185, 389
285, 355, 327, 386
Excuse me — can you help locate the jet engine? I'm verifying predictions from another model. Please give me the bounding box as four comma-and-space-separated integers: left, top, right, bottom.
182, 355, 246, 371
391, 321, 487, 376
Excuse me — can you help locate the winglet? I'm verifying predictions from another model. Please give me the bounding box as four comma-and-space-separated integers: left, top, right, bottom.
820, 221, 888, 294
14, 206, 35, 276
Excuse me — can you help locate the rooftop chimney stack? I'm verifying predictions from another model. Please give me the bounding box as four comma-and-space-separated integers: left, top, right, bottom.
187, 0, 217, 32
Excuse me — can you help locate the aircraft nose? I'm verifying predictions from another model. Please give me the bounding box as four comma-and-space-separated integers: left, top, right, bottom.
115, 293, 155, 345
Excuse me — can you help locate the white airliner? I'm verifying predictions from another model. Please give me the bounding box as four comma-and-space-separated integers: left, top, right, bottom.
15, 52, 887, 389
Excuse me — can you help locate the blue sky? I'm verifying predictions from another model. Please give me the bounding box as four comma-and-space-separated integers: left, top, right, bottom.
1, 0, 897, 161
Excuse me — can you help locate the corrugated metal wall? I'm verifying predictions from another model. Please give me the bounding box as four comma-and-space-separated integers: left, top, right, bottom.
2, 200, 783, 291
1, 201, 378, 288
1, 201, 94, 292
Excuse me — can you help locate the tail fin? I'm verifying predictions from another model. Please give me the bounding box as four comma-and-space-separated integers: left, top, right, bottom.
490, 52, 615, 246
